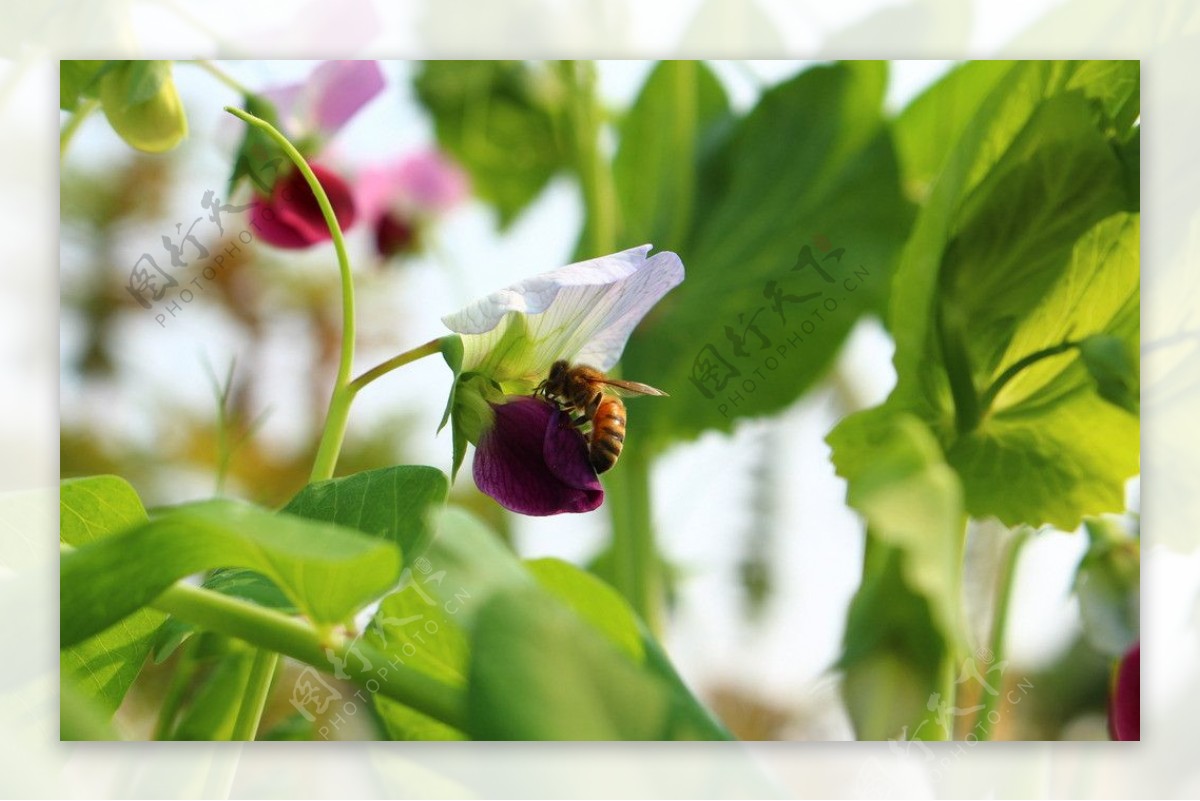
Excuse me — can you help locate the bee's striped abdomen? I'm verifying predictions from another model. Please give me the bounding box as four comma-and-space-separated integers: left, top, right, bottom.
589, 397, 627, 474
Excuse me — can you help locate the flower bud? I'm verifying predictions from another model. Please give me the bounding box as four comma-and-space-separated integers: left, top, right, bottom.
99, 61, 188, 154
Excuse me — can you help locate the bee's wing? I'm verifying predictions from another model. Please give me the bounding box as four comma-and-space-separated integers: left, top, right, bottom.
597, 377, 669, 397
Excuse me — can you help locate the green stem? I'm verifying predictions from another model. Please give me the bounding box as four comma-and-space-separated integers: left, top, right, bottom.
937, 302, 981, 436
919, 513, 969, 740
151, 580, 468, 731
153, 636, 198, 740
60, 98, 99, 161
310, 386, 355, 482
975, 526, 1032, 741
230, 649, 279, 741
977, 341, 1079, 414
224, 106, 357, 483
191, 60, 254, 96
608, 446, 660, 636
561, 60, 618, 255
559, 61, 657, 630
308, 338, 447, 482
347, 338, 445, 393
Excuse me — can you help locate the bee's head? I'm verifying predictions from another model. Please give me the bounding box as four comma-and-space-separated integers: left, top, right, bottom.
548, 360, 569, 384
536, 359, 569, 397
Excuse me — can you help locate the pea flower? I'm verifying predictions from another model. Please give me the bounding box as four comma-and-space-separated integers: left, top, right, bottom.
1108, 641, 1140, 740
442, 245, 684, 516
251, 163, 359, 249
249, 61, 385, 249
356, 151, 469, 260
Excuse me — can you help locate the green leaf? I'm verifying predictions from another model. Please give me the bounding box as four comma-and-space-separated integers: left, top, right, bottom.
60, 676, 120, 741
282, 465, 449, 567
623, 61, 914, 443
945, 214, 1139, 528
1064, 60, 1140, 137
437, 335, 464, 432
938, 94, 1132, 379
437, 335, 470, 480
893, 60, 1015, 201
827, 412, 967, 740
365, 580, 469, 741
395, 508, 727, 740
1117, 126, 1139, 207
59, 476, 165, 719
839, 542, 947, 741
60, 60, 106, 111
526, 558, 643, 663
60, 475, 146, 548
612, 60, 732, 250
466, 585, 676, 740
837, 61, 1140, 531
360, 506, 516, 741
888, 62, 1136, 409
413, 61, 569, 228
827, 411, 964, 641
61, 499, 403, 648
1079, 333, 1140, 414
421, 507, 533, 618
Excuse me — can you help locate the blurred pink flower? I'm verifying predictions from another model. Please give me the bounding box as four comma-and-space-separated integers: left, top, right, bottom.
264, 60, 385, 142
356, 151, 469, 259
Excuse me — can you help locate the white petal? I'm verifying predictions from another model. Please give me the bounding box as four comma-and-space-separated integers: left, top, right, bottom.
442, 245, 684, 380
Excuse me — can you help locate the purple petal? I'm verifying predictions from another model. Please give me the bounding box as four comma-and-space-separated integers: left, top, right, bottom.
251, 163, 358, 249
1109, 642, 1140, 740
472, 397, 603, 516
309, 60, 385, 136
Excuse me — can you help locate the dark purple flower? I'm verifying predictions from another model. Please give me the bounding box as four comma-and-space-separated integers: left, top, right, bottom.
250, 162, 357, 249
1109, 642, 1140, 740
373, 213, 417, 259
472, 396, 603, 516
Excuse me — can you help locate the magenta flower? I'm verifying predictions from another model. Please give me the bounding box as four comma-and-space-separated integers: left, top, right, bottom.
356, 151, 469, 259
440, 245, 684, 515
250, 163, 358, 249
251, 61, 384, 249
1108, 642, 1140, 740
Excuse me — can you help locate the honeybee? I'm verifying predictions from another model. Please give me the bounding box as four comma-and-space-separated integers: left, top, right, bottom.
536, 360, 668, 474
